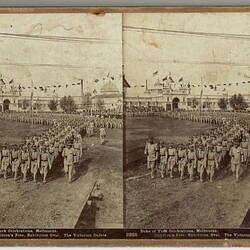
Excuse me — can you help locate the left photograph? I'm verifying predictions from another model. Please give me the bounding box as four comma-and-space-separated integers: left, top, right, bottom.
0, 13, 123, 229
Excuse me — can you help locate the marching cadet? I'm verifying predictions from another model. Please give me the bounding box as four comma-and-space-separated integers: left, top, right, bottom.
11, 145, 21, 181
54, 138, 60, 159
39, 146, 51, 184
222, 136, 228, 160
167, 143, 177, 178
206, 145, 217, 182
1, 144, 11, 179
20, 145, 30, 182
159, 141, 168, 178
187, 144, 197, 181
240, 136, 249, 164
230, 140, 243, 182
100, 126, 107, 145
48, 141, 55, 168
177, 144, 187, 180
73, 137, 82, 166
30, 146, 40, 183
215, 141, 223, 170
65, 142, 75, 183
196, 144, 207, 182
144, 137, 158, 179
144, 138, 151, 170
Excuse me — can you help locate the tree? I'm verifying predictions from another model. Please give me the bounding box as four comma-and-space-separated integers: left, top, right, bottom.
218, 98, 228, 110
48, 99, 58, 111
22, 99, 29, 110
60, 96, 77, 113
34, 98, 42, 110
96, 98, 104, 110
229, 94, 248, 111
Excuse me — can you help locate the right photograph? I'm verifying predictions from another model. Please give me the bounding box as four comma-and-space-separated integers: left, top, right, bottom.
123, 13, 250, 229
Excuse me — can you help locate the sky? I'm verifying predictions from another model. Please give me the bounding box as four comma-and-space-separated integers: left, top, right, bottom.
123, 13, 250, 96
0, 13, 122, 97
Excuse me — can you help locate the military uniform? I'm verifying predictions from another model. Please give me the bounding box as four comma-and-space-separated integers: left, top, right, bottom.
144, 141, 158, 179
20, 148, 30, 182
167, 145, 177, 178
177, 145, 187, 180
11, 146, 20, 181
230, 143, 243, 182
40, 148, 50, 183
159, 143, 167, 178
30, 147, 40, 183
187, 146, 197, 181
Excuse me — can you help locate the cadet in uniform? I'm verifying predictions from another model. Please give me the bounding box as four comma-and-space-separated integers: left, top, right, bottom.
167, 143, 177, 178
30, 146, 40, 183
11, 145, 21, 181
206, 145, 217, 182
159, 141, 167, 178
196, 144, 207, 182
187, 144, 197, 181
230, 140, 243, 182
40, 146, 51, 184
100, 126, 107, 145
177, 144, 187, 180
1, 144, 11, 179
20, 145, 30, 182
144, 137, 158, 179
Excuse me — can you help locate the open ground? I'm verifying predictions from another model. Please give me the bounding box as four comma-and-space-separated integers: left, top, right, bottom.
0, 120, 123, 228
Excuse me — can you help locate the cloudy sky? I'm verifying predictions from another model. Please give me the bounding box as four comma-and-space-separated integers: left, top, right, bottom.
0, 13, 122, 97
123, 13, 250, 96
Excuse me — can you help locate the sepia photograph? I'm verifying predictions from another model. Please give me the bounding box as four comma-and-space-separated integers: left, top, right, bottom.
124, 13, 250, 229
0, 13, 123, 229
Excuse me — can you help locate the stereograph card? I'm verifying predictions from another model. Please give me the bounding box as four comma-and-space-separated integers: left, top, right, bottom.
0, 6, 248, 247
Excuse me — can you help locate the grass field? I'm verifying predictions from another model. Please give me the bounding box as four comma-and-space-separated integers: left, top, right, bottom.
0, 119, 123, 228
125, 117, 250, 228
0, 120, 49, 145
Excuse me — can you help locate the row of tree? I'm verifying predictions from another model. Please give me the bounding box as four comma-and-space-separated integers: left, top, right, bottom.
218, 94, 248, 111
19, 96, 105, 113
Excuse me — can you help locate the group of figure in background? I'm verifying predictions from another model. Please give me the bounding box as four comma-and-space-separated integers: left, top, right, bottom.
145, 112, 250, 183
0, 111, 112, 184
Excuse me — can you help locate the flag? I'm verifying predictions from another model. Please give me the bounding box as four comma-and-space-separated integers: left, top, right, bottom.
153, 71, 158, 76
169, 76, 174, 83
178, 77, 183, 82
162, 76, 168, 81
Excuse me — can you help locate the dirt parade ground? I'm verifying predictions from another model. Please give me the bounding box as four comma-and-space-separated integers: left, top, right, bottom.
0, 121, 123, 228
125, 117, 250, 229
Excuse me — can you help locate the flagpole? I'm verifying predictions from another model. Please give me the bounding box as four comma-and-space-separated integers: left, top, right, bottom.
31, 80, 34, 119
200, 77, 203, 115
